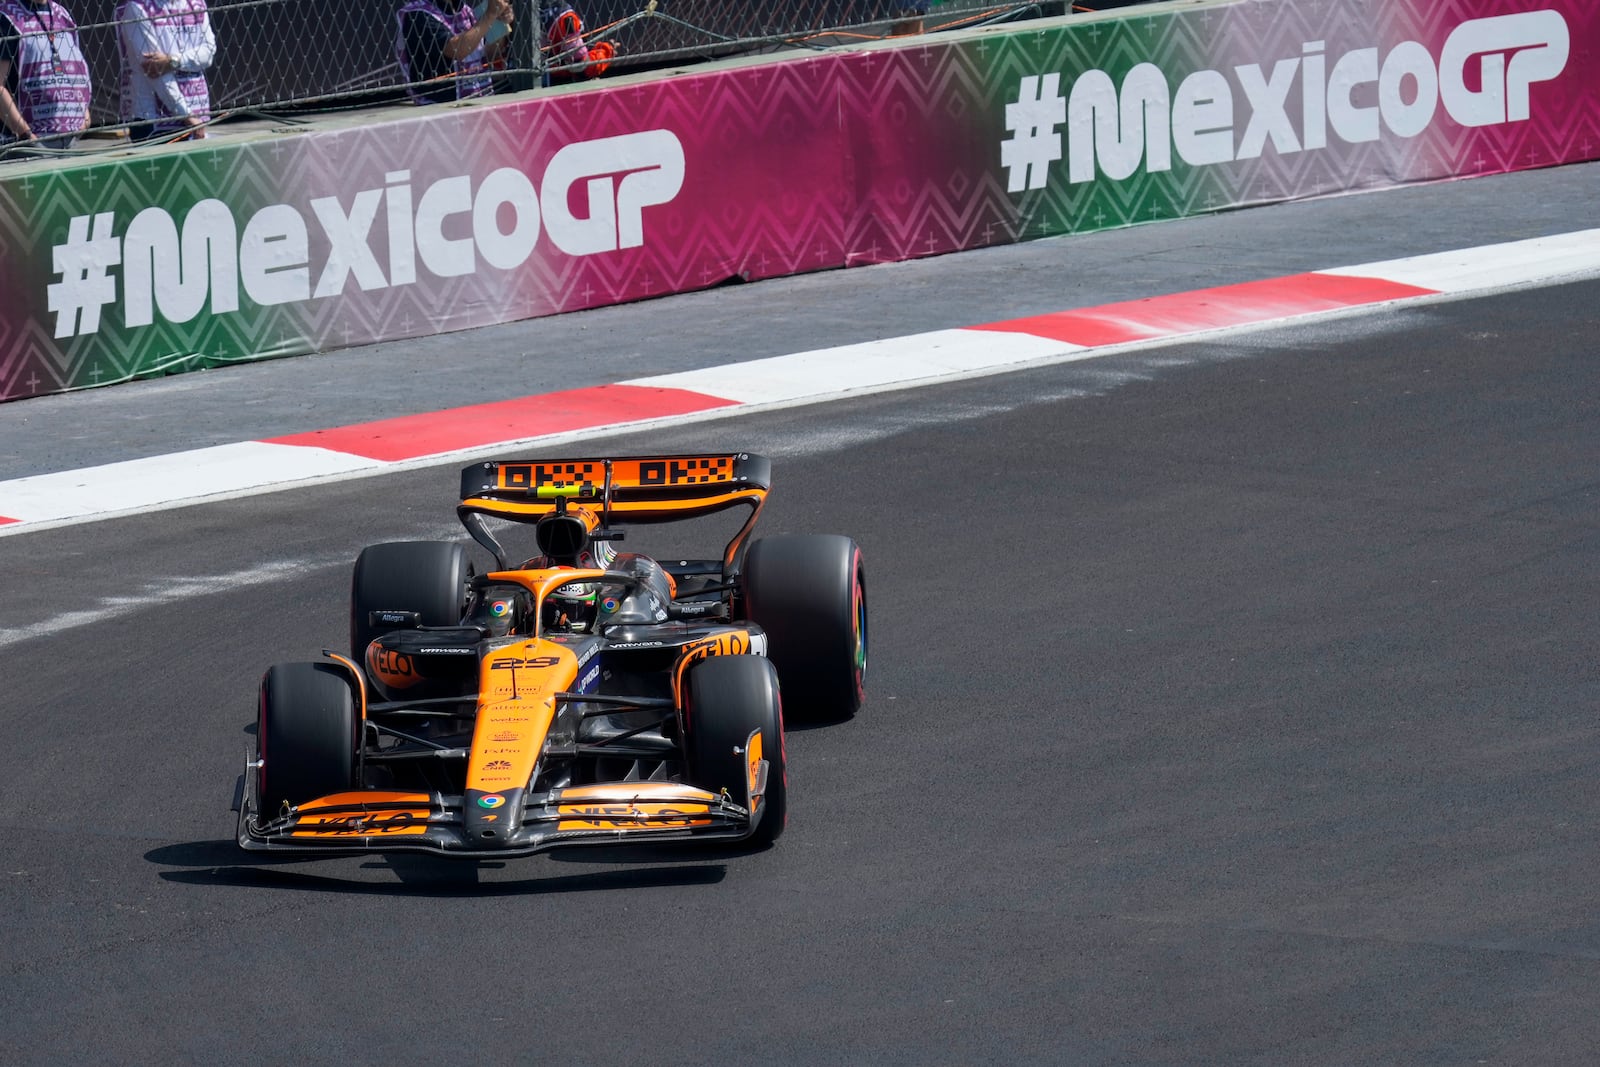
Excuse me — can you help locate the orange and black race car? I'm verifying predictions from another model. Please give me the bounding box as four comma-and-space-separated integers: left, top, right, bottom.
234, 452, 866, 857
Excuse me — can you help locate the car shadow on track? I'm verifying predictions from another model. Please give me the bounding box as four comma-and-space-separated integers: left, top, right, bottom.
145, 839, 728, 896
784, 707, 857, 731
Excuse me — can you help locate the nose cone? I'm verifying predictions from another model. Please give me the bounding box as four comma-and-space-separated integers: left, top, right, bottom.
464, 787, 521, 846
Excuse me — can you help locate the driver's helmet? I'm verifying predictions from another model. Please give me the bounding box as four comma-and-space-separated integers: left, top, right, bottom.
544, 578, 600, 633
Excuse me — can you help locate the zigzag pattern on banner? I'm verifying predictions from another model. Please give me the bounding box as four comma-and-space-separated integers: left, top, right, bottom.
836, 45, 1014, 260
0, 144, 316, 395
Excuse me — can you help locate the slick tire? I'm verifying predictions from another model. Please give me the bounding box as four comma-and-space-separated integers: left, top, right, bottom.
349, 540, 469, 658
257, 661, 358, 816
741, 534, 866, 723
685, 655, 787, 848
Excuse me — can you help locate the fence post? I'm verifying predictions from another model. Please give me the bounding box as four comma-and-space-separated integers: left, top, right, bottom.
504, 0, 543, 92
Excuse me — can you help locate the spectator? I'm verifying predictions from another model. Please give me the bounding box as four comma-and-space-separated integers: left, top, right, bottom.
115, 0, 215, 141
892, 1, 929, 35
541, 5, 611, 83
397, 0, 513, 105
0, 0, 90, 147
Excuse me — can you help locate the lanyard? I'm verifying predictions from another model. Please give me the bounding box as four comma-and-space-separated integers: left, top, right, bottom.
33, 2, 64, 74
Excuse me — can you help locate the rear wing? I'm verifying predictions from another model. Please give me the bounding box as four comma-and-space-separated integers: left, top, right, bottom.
457, 453, 771, 571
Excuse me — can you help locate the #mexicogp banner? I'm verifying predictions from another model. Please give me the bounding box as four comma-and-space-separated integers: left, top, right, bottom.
0, 0, 1595, 402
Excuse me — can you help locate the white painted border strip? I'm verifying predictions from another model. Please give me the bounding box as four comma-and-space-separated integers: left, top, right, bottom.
1321, 228, 1600, 293
0, 442, 380, 522
626, 328, 1082, 403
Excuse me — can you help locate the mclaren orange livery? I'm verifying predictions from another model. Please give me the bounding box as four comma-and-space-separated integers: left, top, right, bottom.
235, 452, 867, 859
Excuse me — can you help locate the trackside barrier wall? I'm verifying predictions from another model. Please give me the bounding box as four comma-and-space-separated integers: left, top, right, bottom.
1, 0, 1595, 402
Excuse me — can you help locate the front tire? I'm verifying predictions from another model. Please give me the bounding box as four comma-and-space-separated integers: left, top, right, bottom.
685, 655, 787, 847
742, 534, 867, 723
257, 661, 358, 816
349, 541, 469, 658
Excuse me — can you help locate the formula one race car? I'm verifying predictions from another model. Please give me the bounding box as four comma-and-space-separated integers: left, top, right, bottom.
235, 452, 866, 858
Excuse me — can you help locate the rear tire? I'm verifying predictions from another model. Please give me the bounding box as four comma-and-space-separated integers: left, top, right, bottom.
742, 534, 866, 723
257, 662, 358, 816
349, 541, 469, 658
685, 655, 787, 847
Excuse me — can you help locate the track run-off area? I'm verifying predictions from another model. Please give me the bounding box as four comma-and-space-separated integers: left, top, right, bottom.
1, 163, 1598, 1063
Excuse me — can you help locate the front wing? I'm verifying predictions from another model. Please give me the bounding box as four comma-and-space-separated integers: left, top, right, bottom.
236, 770, 772, 858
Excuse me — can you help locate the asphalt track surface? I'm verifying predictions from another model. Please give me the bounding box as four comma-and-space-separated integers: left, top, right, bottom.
2, 163, 1598, 1064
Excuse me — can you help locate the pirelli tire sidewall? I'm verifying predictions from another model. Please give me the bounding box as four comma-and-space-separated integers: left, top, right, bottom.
257, 661, 359, 816
741, 533, 866, 723
685, 653, 786, 847
349, 540, 470, 660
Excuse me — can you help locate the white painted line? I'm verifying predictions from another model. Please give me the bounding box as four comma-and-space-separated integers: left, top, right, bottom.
627, 329, 1082, 403
0, 560, 323, 650
0, 442, 380, 523
1322, 228, 1600, 293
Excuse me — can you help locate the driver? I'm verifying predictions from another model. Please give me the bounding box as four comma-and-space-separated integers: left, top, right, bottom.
522, 504, 679, 630
526, 506, 613, 633
542, 580, 598, 633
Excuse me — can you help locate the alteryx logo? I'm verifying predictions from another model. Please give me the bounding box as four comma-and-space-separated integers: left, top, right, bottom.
46, 130, 686, 338
1001, 10, 1571, 192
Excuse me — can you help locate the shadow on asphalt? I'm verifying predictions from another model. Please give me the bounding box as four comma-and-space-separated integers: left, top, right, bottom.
783, 707, 858, 731
146, 839, 728, 895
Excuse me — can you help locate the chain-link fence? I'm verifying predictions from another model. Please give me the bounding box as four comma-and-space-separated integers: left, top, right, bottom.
2, 0, 1173, 150
5, 1, 1097, 134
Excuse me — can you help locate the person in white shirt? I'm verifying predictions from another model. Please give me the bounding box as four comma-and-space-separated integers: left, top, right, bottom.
115, 0, 214, 140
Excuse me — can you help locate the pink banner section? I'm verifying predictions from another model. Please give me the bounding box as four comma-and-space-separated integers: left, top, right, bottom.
278, 42, 1009, 349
